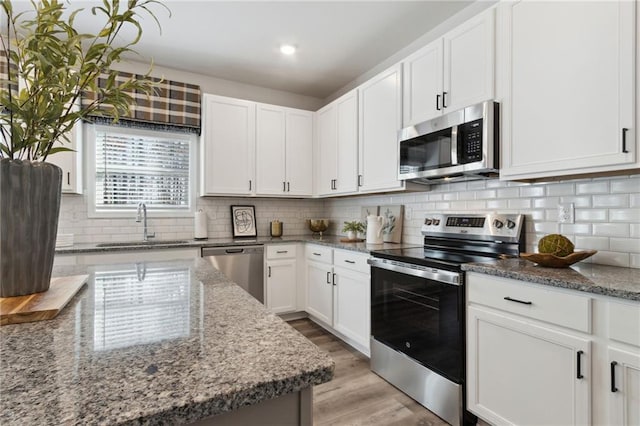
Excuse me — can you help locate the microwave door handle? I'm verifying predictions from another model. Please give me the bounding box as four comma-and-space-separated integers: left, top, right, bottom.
450, 124, 459, 165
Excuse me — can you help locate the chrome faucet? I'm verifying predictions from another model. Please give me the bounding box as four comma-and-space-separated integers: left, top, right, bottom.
136, 202, 155, 241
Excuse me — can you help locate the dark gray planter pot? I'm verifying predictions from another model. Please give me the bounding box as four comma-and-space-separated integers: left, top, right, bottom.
0, 159, 62, 297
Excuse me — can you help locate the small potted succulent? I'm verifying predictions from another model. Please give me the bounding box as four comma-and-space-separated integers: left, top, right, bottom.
342, 221, 365, 241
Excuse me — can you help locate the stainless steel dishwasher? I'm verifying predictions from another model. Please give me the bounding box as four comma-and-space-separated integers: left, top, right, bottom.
201, 245, 264, 303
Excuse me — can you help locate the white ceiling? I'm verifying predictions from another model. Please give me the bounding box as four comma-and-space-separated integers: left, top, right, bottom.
8, 1, 473, 99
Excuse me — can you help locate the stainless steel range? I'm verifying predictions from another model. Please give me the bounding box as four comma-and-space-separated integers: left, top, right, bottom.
368, 213, 525, 426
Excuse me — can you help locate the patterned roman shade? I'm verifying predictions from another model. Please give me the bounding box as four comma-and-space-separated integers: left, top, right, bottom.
82, 71, 201, 134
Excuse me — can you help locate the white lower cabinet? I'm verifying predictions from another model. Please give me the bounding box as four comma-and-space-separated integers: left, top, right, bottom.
305, 244, 371, 355
305, 244, 333, 324
265, 244, 298, 314
467, 305, 591, 425
467, 272, 640, 426
608, 347, 640, 426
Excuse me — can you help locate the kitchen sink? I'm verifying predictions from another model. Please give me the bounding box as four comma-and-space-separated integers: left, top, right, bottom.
96, 240, 189, 248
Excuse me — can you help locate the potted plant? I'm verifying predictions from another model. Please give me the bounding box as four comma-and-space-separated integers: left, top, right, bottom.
342, 221, 365, 241
0, 0, 164, 297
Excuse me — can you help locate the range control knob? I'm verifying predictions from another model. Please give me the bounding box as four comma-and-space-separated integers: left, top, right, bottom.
425, 218, 433, 226
506, 220, 516, 229
493, 219, 504, 229
433, 219, 440, 226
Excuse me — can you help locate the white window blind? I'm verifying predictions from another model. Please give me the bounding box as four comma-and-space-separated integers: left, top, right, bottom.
95, 128, 192, 211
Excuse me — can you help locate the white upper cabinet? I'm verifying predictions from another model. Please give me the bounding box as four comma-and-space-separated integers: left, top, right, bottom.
358, 64, 404, 193
256, 104, 313, 197
200, 94, 255, 196
285, 109, 314, 196
499, 0, 637, 180
47, 121, 83, 194
315, 89, 358, 197
402, 8, 495, 126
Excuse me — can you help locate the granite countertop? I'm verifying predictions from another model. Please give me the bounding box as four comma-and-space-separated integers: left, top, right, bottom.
56, 234, 417, 255
462, 258, 640, 301
0, 258, 334, 425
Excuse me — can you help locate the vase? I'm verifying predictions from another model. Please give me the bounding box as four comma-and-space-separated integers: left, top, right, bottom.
0, 159, 62, 297
347, 231, 356, 240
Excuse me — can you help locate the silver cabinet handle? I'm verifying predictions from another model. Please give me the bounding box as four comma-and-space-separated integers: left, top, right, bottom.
344, 260, 356, 264
622, 128, 629, 153
276, 250, 288, 254
442, 91, 448, 108
313, 252, 321, 256
268, 266, 271, 277
358, 175, 363, 187
332, 273, 337, 285
67, 172, 70, 185
249, 180, 252, 191
326, 271, 331, 284
287, 182, 290, 192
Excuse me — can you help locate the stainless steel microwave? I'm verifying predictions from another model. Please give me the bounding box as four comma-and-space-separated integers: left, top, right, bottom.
398, 101, 499, 183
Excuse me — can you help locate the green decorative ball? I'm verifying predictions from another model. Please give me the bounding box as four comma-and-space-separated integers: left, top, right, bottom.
538, 234, 575, 257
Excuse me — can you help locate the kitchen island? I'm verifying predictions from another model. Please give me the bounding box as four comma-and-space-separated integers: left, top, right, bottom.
0, 258, 334, 425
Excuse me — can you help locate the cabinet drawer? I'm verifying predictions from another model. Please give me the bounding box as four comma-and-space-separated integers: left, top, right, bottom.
467, 273, 592, 333
333, 249, 370, 274
608, 299, 640, 347
266, 244, 297, 259
305, 244, 333, 264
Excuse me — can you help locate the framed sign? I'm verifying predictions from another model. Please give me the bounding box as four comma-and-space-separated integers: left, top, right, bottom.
231, 205, 257, 238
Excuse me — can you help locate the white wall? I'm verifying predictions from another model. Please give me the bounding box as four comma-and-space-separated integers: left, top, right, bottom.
323, 174, 640, 269
117, 61, 324, 111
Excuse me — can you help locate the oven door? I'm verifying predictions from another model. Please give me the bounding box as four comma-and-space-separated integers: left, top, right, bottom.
370, 259, 464, 384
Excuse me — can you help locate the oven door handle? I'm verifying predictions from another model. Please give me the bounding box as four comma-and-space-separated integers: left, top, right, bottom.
367, 258, 460, 286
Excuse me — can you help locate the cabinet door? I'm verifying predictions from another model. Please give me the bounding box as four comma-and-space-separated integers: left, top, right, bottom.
402, 39, 443, 126
467, 306, 591, 425
335, 90, 359, 195
333, 266, 370, 352
266, 259, 297, 314
443, 8, 495, 113
609, 347, 640, 426
285, 109, 313, 196
499, 1, 636, 179
306, 260, 333, 325
315, 102, 338, 196
47, 121, 83, 194
201, 94, 255, 195
256, 104, 287, 195
358, 64, 404, 193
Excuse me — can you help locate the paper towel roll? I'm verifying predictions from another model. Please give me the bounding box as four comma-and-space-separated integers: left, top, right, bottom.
194, 209, 208, 240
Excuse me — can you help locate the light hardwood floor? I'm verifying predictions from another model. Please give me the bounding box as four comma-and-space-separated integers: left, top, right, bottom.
288, 319, 449, 426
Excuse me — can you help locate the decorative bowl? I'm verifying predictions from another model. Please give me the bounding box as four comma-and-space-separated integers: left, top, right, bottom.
307, 219, 329, 234
520, 250, 597, 268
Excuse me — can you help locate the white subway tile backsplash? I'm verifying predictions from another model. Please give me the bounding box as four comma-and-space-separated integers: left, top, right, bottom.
575, 209, 608, 222
533, 198, 560, 208
559, 223, 591, 235
592, 194, 629, 208
592, 223, 630, 237
576, 181, 609, 195
508, 198, 532, 209
610, 238, 640, 253
611, 178, 640, 193
609, 208, 640, 222
546, 183, 575, 196
57, 174, 639, 269
574, 236, 610, 251
519, 185, 545, 198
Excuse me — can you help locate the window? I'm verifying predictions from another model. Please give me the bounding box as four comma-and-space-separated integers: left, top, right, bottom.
88, 125, 196, 217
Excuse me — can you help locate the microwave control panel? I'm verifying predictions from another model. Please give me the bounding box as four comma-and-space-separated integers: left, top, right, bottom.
458, 118, 483, 163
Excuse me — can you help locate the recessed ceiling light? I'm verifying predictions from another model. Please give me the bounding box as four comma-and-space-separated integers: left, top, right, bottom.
280, 44, 296, 55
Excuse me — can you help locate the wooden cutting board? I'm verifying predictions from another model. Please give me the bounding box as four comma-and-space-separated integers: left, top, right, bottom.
0, 275, 88, 326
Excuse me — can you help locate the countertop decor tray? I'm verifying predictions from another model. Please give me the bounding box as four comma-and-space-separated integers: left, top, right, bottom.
0, 275, 88, 325
520, 250, 597, 268
339, 238, 365, 243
